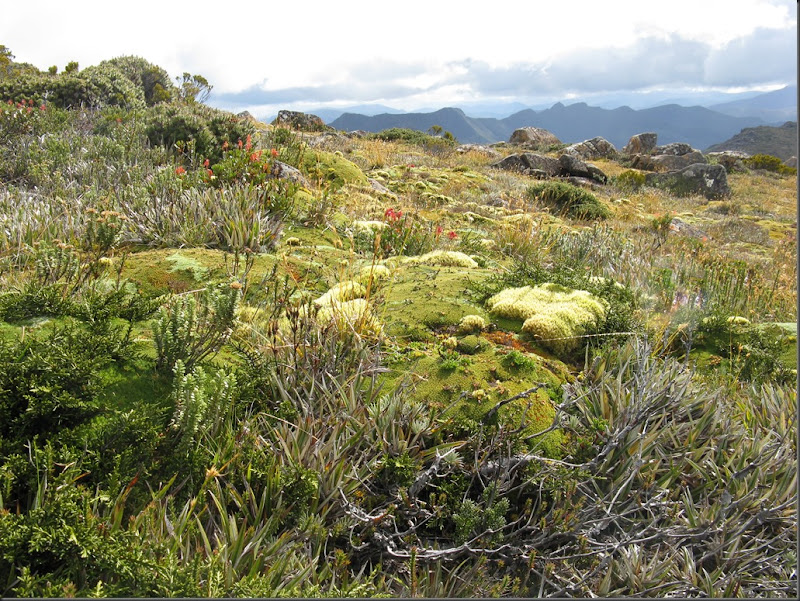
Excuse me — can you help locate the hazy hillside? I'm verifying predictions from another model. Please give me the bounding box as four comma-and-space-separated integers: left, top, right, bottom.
331, 102, 765, 149
706, 121, 798, 160
709, 85, 797, 123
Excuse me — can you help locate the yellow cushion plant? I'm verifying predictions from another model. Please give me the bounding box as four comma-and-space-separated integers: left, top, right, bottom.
486, 283, 608, 355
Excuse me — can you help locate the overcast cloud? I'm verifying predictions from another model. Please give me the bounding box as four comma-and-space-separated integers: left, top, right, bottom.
1, 0, 795, 116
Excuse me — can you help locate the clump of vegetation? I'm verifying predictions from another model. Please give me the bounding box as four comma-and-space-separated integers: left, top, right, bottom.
744, 153, 797, 175
410, 250, 479, 268
613, 168, 646, 191
457, 314, 486, 334
527, 181, 611, 219
487, 283, 608, 356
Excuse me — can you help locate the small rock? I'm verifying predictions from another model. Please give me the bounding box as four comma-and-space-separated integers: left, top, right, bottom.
490, 153, 560, 176
669, 217, 709, 240
650, 151, 707, 171
653, 142, 695, 156
558, 154, 607, 183
622, 132, 658, 155
509, 127, 562, 148
564, 137, 617, 160
270, 160, 309, 186
785, 156, 797, 168
368, 178, 392, 195
707, 151, 749, 173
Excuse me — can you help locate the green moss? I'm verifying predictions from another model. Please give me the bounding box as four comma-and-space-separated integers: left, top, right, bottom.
301, 150, 368, 188
383, 345, 563, 456
487, 284, 608, 356
381, 265, 489, 340
527, 181, 611, 220
456, 334, 485, 355
410, 250, 479, 268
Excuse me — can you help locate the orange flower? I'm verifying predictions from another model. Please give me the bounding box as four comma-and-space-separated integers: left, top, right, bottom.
245, 134, 252, 150
271, 148, 279, 158
222, 140, 229, 150
203, 158, 210, 168
175, 166, 186, 175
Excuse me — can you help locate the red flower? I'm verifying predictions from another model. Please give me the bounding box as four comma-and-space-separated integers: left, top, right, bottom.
435, 225, 443, 237
250, 150, 262, 162
271, 148, 279, 158
237, 139, 243, 149
245, 134, 252, 151
203, 158, 210, 168
175, 166, 186, 175
447, 230, 457, 240
39, 104, 46, 111
206, 168, 213, 177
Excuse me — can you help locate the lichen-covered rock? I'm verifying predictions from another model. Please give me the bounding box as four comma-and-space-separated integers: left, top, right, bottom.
564, 137, 617, 160
707, 151, 749, 173
557, 154, 607, 183
509, 127, 562, 148
650, 151, 707, 171
490, 153, 560, 176
271, 160, 310, 186
645, 164, 731, 199
622, 132, 658, 155
486, 283, 608, 356
272, 109, 328, 132
653, 142, 695, 156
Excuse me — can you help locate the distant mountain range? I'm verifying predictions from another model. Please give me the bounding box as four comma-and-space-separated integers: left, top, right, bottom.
329, 103, 774, 150
706, 122, 798, 161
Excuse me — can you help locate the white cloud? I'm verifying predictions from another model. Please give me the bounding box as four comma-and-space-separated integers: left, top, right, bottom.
1, 0, 794, 110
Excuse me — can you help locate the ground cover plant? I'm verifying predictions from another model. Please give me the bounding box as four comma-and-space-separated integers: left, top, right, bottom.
0, 51, 796, 598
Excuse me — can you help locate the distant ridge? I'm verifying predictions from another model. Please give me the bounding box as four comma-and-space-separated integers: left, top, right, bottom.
705, 122, 798, 161
709, 86, 797, 123
330, 103, 766, 150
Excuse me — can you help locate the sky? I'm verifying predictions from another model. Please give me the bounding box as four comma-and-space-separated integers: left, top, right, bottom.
1, 0, 796, 118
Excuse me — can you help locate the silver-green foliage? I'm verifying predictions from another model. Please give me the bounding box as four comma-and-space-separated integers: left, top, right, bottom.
153, 283, 240, 372
169, 360, 236, 455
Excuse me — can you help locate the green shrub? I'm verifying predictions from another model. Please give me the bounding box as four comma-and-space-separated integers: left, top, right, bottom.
0, 65, 146, 109
99, 56, 174, 105
144, 102, 254, 164
743, 153, 797, 175
152, 283, 240, 372
614, 169, 646, 191
527, 181, 611, 220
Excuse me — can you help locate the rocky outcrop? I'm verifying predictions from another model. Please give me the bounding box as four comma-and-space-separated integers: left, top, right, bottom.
509, 127, 561, 148
564, 137, 617, 160
707, 151, 749, 173
651, 151, 707, 171
270, 161, 309, 186
491, 153, 560, 176
654, 142, 695, 156
785, 156, 797, 168
272, 110, 328, 132
631, 143, 707, 172
645, 164, 730, 199
558, 154, 607, 184
622, 132, 658, 156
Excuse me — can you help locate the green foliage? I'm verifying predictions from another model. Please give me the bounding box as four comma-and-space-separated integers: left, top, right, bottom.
144, 102, 255, 164
614, 169, 646, 191
169, 360, 236, 456
527, 181, 611, 220
453, 485, 509, 545
369, 127, 457, 151
0, 65, 146, 109
175, 72, 212, 104
152, 283, 240, 372
0, 325, 106, 450
99, 56, 174, 105
743, 153, 797, 175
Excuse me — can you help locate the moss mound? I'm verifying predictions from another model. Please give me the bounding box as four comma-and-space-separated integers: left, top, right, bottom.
486, 283, 608, 356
